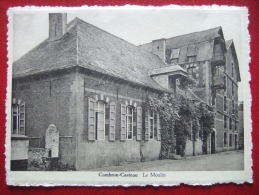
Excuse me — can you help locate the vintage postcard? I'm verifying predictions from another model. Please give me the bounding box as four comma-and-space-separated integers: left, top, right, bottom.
5, 5, 252, 186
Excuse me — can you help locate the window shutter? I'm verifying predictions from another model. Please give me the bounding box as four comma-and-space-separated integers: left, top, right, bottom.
88, 97, 96, 141
157, 113, 161, 141
120, 104, 126, 141
145, 110, 149, 141
136, 106, 142, 141
19, 101, 25, 135
109, 102, 116, 141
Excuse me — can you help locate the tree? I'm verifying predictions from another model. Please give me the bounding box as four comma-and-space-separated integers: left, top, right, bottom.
147, 93, 180, 159
197, 103, 215, 154
146, 76, 215, 158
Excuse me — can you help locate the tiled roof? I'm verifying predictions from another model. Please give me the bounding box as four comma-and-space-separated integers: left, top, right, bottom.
139, 27, 224, 63
165, 26, 223, 49
13, 17, 168, 91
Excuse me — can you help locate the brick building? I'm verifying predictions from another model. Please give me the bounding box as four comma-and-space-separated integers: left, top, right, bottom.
139, 27, 241, 153
238, 101, 244, 149
11, 13, 241, 170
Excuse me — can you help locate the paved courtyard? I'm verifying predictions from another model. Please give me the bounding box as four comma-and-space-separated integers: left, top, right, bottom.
91, 150, 244, 171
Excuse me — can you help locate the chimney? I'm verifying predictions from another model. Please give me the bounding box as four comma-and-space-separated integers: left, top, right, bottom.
152, 39, 166, 63
49, 13, 67, 41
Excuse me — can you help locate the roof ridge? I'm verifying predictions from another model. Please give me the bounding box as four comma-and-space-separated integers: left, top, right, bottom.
166, 26, 222, 41
73, 16, 168, 67
72, 17, 138, 48
139, 26, 222, 46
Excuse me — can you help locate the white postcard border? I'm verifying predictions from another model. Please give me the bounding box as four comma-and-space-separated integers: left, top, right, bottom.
5, 5, 252, 186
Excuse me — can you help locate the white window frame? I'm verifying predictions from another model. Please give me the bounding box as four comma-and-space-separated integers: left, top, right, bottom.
149, 110, 155, 140
95, 101, 105, 140
126, 106, 133, 140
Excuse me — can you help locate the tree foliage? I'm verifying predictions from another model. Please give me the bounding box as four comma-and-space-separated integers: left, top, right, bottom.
146, 90, 215, 158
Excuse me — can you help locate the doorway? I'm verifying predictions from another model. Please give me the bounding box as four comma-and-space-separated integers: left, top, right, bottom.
211, 131, 216, 154
234, 134, 238, 150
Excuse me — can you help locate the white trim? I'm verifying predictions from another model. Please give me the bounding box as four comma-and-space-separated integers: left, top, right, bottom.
85, 87, 142, 103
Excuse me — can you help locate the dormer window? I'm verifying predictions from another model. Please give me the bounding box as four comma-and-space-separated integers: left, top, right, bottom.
170, 48, 180, 64
187, 56, 196, 63
187, 45, 197, 63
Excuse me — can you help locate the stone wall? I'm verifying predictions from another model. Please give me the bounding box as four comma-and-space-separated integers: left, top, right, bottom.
141, 140, 161, 161
185, 139, 203, 156
27, 148, 50, 171
11, 136, 29, 160
75, 71, 162, 170
13, 69, 77, 169
77, 141, 141, 170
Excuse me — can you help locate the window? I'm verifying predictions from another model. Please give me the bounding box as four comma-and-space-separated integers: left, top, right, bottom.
149, 111, 155, 139
229, 118, 232, 130
187, 56, 196, 63
95, 101, 105, 140
170, 48, 180, 64
11, 100, 25, 135
214, 66, 220, 76
229, 134, 233, 147
224, 115, 227, 129
126, 106, 133, 140
234, 81, 235, 96
234, 62, 236, 77
235, 121, 237, 131
224, 96, 227, 112
187, 64, 198, 79
12, 104, 19, 134
145, 110, 160, 141
232, 100, 235, 114
223, 132, 227, 147
224, 76, 227, 92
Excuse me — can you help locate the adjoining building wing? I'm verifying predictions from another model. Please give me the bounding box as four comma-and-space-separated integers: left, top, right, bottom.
226, 39, 241, 82
139, 26, 226, 65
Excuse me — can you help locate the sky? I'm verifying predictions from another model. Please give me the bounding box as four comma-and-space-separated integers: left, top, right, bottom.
12, 6, 249, 100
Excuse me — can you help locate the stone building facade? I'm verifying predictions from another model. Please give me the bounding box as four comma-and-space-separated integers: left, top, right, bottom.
11, 13, 175, 170
238, 101, 244, 149
11, 13, 241, 170
139, 27, 241, 153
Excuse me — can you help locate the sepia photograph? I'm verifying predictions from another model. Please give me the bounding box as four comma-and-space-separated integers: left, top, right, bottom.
6, 5, 251, 186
